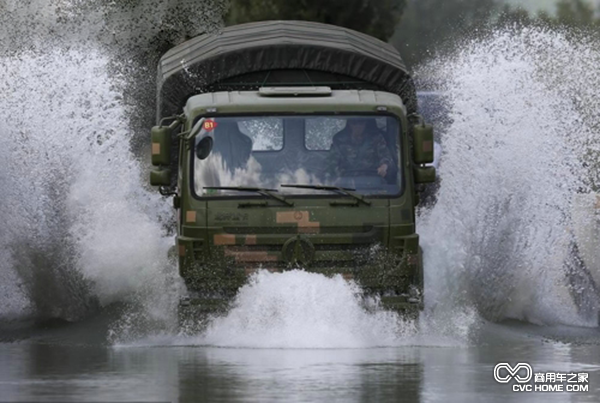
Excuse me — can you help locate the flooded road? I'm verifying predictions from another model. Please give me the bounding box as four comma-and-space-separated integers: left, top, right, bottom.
2, 2, 600, 402
1, 319, 600, 402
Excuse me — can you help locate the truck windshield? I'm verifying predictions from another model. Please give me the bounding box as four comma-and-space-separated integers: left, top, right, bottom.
192, 114, 402, 198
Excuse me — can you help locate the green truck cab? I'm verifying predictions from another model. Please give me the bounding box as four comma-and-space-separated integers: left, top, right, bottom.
149, 21, 435, 318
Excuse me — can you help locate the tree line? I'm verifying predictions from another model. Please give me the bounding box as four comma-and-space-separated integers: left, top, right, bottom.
226, 0, 600, 70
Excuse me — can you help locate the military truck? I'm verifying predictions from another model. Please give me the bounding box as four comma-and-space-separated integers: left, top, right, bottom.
149, 21, 436, 318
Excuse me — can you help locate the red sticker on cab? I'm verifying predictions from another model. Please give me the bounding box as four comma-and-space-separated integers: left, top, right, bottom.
203, 120, 218, 131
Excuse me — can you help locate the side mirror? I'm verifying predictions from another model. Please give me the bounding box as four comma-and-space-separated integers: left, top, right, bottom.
195, 136, 213, 160
151, 126, 172, 166
414, 166, 436, 183
150, 168, 172, 186
413, 124, 434, 164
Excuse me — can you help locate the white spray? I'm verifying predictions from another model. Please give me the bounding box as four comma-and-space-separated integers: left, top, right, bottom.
0, 0, 226, 323
419, 27, 600, 327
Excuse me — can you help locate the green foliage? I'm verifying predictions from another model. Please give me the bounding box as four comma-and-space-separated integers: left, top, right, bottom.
555, 0, 598, 27
390, 0, 500, 70
495, 5, 535, 27
496, 0, 600, 30
225, 0, 406, 41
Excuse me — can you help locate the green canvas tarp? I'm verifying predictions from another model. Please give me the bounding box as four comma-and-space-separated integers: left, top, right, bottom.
157, 20, 416, 121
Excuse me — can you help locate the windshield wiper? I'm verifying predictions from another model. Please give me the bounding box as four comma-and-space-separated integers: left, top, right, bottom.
280, 184, 371, 206
203, 186, 294, 207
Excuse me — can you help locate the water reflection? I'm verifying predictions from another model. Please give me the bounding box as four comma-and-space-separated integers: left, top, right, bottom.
177, 348, 422, 403
1, 326, 600, 402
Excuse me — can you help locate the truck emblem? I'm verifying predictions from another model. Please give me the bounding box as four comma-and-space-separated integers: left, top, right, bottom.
282, 235, 315, 267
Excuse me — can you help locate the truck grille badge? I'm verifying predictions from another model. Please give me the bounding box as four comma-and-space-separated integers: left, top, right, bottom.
282, 235, 315, 267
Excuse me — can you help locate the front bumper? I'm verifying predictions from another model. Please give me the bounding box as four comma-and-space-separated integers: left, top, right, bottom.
176, 228, 423, 309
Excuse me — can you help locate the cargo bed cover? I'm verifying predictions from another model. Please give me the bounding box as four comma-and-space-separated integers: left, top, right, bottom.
157, 20, 416, 120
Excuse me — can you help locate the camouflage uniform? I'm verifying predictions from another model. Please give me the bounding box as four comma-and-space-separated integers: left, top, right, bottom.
327, 131, 393, 178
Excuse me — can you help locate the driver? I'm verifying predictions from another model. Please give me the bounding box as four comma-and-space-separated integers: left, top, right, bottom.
326, 117, 393, 179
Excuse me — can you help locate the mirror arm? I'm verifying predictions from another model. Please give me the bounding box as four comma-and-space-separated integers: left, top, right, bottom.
407, 113, 424, 126
181, 118, 206, 150
186, 118, 206, 141
159, 114, 186, 128
159, 186, 177, 197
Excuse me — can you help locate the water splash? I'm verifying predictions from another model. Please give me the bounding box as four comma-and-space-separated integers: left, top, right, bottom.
0, 0, 226, 323
2, 0, 599, 348
115, 269, 476, 348
418, 26, 600, 327
199, 270, 415, 348
114, 26, 600, 346
0, 48, 170, 322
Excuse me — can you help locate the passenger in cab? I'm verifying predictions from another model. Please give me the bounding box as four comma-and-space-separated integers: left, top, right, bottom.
327, 117, 393, 180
